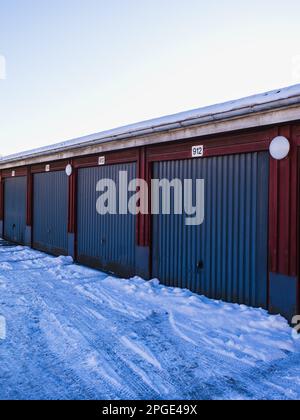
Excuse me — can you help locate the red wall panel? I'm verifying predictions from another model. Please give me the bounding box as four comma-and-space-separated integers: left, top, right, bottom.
26, 167, 33, 227
0, 173, 4, 221
269, 124, 299, 278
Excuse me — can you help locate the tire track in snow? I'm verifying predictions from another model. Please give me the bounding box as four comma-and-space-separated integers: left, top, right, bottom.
0, 245, 300, 400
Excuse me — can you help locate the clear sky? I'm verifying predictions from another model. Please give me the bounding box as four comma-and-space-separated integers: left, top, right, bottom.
1, 0, 300, 156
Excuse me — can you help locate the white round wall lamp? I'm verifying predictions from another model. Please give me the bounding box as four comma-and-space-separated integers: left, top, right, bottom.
269, 136, 290, 160
65, 164, 73, 177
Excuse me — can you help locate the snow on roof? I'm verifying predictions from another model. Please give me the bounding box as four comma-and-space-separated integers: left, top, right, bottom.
1, 84, 300, 164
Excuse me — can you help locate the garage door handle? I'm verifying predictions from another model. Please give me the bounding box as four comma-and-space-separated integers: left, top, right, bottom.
197, 261, 204, 270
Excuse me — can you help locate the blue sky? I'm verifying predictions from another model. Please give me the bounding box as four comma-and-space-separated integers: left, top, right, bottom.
1, 0, 300, 156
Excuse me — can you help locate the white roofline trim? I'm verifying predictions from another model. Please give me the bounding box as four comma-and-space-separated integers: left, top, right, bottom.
1, 84, 300, 168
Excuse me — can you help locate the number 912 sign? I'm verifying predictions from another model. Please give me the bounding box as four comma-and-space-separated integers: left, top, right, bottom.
192, 145, 204, 158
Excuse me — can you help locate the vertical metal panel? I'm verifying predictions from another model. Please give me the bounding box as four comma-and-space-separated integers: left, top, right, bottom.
152, 152, 269, 309
33, 171, 68, 255
4, 177, 27, 244
269, 125, 299, 278
77, 163, 136, 277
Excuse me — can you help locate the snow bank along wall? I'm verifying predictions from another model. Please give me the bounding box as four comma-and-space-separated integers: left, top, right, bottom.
0, 85, 299, 321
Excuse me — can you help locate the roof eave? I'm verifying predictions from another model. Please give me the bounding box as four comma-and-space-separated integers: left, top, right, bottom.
1, 95, 300, 170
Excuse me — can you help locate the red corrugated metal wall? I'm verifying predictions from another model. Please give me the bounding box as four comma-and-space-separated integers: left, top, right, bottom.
269, 125, 299, 278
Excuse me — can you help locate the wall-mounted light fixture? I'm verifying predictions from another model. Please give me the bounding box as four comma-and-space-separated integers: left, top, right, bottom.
65, 164, 73, 177
269, 136, 290, 160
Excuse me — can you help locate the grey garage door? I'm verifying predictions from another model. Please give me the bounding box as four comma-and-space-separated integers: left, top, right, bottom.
152, 152, 269, 309
77, 163, 136, 277
4, 177, 27, 244
33, 171, 68, 256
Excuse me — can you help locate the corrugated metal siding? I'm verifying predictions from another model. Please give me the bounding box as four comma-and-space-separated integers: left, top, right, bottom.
33, 171, 68, 255
152, 152, 269, 308
4, 177, 27, 244
77, 163, 136, 277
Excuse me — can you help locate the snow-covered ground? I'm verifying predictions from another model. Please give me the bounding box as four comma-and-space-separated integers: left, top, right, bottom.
0, 242, 299, 400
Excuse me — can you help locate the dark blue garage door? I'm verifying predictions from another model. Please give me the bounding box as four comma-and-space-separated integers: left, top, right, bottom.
152, 152, 269, 309
4, 177, 27, 244
33, 171, 68, 256
77, 163, 136, 277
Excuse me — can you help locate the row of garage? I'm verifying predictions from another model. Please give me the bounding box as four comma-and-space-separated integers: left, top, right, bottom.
1, 162, 137, 274
1, 149, 270, 310
0, 86, 299, 321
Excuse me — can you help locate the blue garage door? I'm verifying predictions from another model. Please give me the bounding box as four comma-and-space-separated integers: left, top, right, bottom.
4, 177, 27, 244
152, 152, 269, 309
33, 171, 68, 256
77, 163, 136, 277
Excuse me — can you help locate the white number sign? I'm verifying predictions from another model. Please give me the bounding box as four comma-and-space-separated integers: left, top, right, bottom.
98, 156, 106, 166
192, 145, 204, 158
